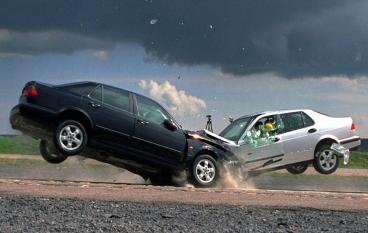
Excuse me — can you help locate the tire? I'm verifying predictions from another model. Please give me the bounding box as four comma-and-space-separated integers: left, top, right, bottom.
54, 120, 87, 156
190, 154, 220, 188
40, 140, 67, 164
313, 144, 339, 174
286, 162, 309, 174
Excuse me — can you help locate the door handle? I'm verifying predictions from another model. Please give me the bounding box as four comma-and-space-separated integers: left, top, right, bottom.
273, 137, 280, 142
138, 119, 149, 125
308, 128, 317, 134
89, 102, 101, 108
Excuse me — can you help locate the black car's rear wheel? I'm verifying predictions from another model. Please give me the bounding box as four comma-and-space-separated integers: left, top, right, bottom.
286, 162, 309, 174
40, 140, 67, 164
54, 120, 87, 155
313, 144, 339, 174
191, 154, 220, 188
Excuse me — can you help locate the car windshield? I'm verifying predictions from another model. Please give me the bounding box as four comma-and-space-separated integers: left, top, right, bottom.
219, 116, 254, 142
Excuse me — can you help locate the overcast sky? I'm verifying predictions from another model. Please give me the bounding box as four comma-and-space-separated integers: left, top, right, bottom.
1, 0, 368, 137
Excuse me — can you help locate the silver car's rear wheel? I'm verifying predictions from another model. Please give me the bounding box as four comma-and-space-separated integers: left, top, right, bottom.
319, 149, 337, 170
313, 144, 339, 174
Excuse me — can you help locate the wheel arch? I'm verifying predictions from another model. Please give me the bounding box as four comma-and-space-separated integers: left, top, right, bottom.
56, 108, 94, 133
192, 149, 219, 163
314, 136, 339, 156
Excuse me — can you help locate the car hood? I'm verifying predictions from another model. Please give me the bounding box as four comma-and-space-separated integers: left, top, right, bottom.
185, 129, 237, 150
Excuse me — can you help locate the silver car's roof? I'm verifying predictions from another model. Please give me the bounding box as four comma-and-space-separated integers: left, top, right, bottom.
238, 109, 315, 119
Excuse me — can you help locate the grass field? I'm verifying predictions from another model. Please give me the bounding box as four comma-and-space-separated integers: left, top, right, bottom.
0, 135, 367, 169
0, 135, 39, 155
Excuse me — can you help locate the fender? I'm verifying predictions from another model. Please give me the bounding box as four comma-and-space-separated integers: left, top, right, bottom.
57, 107, 94, 130
317, 134, 339, 144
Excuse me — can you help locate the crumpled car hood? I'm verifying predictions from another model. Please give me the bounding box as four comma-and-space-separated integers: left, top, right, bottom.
185, 129, 237, 151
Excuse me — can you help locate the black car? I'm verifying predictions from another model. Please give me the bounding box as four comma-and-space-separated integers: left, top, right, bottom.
10, 81, 234, 187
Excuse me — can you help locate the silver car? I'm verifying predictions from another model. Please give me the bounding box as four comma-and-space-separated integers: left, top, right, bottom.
216, 109, 361, 175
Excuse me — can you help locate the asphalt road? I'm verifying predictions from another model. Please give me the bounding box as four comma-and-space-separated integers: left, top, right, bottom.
1, 156, 368, 232
1, 194, 367, 233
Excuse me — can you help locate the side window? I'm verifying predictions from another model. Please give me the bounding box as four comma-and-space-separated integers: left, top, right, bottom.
279, 112, 304, 133
63, 83, 95, 96
302, 112, 315, 127
103, 86, 130, 112
243, 115, 280, 147
136, 95, 170, 125
89, 85, 102, 102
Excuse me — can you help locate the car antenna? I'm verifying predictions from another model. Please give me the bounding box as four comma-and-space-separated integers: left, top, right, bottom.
205, 115, 213, 132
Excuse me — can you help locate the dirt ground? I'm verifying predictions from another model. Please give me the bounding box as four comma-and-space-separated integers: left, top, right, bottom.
0, 178, 367, 211
2, 153, 368, 176
1, 154, 368, 232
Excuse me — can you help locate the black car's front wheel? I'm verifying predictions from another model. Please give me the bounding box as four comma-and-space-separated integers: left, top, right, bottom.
40, 140, 67, 164
191, 154, 220, 188
54, 120, 87, 156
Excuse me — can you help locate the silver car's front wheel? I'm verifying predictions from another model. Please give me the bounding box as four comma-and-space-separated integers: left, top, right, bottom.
313, 144, 339, 174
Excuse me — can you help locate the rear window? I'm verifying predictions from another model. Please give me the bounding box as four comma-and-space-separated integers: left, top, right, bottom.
60, 83, 96, 96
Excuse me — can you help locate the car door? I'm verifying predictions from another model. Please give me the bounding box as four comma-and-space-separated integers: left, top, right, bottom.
131, 94, 186, 165
277, 111, 318, 165
84, 84, 135, 150
234, 114, 285, 172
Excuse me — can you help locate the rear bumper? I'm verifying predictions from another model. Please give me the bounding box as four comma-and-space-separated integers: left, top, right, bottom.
340, 136, 361, 151
10, 104, 56, 140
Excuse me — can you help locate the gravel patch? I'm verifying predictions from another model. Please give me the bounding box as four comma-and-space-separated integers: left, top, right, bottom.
0, 195, 367, 232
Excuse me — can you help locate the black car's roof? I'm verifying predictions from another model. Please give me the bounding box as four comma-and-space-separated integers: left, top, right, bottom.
56, 81, 98, 87
62, 81, 176, 119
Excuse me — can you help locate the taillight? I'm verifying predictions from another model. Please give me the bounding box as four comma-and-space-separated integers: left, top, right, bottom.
22, 87, 38, 96
351, 122, 357, 131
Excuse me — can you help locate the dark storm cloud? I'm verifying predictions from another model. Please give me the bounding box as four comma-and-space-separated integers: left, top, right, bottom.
1, 0, 368, 78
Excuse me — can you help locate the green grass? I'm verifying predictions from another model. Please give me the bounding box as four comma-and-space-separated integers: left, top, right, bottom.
0, 135, 40, 155
346, 151, 368, 169
0, 135, 367, 168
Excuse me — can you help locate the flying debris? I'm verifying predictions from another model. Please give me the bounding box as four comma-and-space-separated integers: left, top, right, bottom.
330, 143, 350, 165
150, 19, 158, 25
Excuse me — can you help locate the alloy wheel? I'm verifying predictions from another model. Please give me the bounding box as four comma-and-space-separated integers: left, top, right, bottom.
58, 125, 83, 151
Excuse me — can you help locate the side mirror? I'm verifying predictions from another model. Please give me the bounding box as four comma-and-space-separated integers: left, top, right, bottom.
238, 139, 246, 145
163, 119, 178, 131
